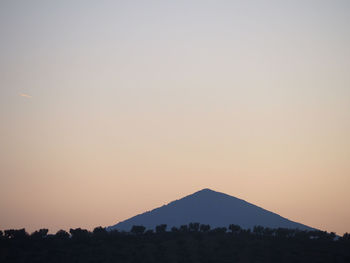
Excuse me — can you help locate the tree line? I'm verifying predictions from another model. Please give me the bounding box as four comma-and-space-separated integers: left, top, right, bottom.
1, 224, 350, 262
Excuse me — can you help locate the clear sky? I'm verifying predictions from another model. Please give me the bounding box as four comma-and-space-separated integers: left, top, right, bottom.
1, 0, 349, 235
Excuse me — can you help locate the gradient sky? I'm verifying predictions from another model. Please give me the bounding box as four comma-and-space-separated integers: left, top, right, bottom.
1, 0, 349, 235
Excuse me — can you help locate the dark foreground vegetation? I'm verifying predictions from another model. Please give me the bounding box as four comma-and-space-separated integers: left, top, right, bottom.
1, 224, 350, 263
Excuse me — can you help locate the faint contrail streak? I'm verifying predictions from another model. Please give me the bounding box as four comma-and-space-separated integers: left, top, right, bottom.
19, 93, 32, 98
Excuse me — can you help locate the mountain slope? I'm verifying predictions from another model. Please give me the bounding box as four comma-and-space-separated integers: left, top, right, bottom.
108, 188, 313, 231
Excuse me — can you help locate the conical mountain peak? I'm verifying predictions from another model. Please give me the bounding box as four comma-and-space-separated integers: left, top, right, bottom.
192, 188, 222, 195
108, 189, 313, 232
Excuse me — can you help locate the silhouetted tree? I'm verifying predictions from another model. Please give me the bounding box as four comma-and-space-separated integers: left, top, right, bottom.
253, 225, 264, 236
155, 224, 167, 234
328, 232, 336, 241
179, 225, 188, 233
307, 230, 336, 241
262, 227, 274, 237
31, 229, 48, 240
189, 222, 200, 232
4, 229, 28, 240
69, 228, 90, 242
55, 229, 70, 239
131, 225, 146, 235
171, 226, 179, 232
93, 226, 108, 239
228, 224, 241, 234
200, 224, 210, 232
342, 232, 350, 241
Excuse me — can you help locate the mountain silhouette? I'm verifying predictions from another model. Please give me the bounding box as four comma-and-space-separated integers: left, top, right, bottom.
108, 188, 313, 231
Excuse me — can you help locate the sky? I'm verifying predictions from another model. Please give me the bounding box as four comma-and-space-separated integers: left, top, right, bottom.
1, 0, 349, 235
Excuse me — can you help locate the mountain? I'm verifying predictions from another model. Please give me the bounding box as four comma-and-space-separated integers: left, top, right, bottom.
107, 188, 313, 231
